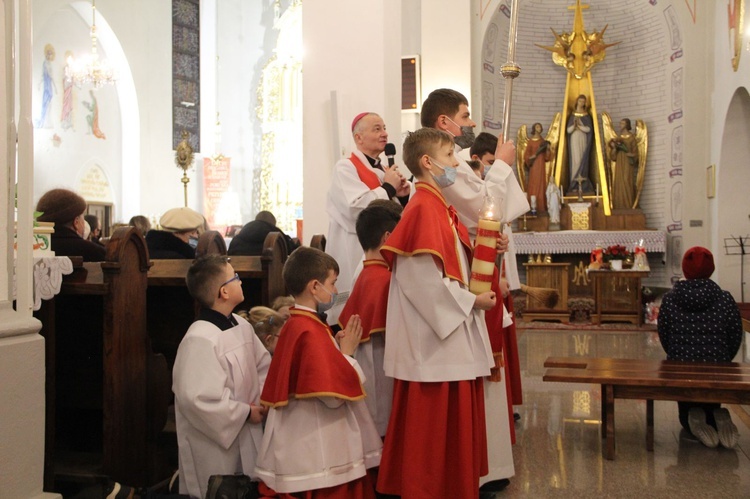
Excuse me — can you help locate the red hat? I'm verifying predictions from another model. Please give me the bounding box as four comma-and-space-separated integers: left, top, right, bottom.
682, 246, 715, 279
351, 112, 371, 132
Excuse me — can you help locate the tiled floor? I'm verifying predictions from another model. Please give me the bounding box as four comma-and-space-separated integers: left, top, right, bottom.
494, 327, 750, 498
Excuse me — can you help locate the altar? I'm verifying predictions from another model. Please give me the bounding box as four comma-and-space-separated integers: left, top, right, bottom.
511, 230, 665, 323
512, 230, 666, 255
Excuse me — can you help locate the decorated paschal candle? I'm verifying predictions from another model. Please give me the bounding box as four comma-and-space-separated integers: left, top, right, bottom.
469, 196, 502, 295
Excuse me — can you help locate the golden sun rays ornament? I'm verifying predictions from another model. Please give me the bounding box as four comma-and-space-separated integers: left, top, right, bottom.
729, 0, 744, 71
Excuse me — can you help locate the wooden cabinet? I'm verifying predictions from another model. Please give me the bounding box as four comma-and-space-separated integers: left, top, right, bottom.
523, 262, 570, 323
588, 270, 649, 325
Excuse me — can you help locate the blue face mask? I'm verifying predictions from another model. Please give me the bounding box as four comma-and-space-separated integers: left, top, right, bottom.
314, 281, 337, 313
188, 237, 199, 249
482, 162, 492, 179
429, 157, 457, 188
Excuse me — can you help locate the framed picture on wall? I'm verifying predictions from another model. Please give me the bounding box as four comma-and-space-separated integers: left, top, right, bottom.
706, 164, 716, 199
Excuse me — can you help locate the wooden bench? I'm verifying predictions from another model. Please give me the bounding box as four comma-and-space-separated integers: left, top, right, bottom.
146, 230, 288, 369
36, 227, 171, 489
542, 356, 750, 460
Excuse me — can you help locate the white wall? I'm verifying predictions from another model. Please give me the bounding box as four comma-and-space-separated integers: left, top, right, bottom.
420, 0, 471, 107
710, 2, 750, 301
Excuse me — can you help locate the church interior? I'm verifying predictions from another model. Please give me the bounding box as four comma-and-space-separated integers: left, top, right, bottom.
2, 0, 750, 497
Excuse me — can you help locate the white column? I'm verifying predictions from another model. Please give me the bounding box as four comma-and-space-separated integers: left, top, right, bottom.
420, 0, 471, 103
0, 0, 59, 497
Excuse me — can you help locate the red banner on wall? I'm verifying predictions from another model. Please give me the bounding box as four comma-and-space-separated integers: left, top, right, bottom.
203, 156, 231, 233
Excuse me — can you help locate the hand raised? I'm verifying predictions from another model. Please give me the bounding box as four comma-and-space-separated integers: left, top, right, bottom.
396, 177, 411, 197
495, 139, 516, 166
382, 165, 402, 190
338, 314, 363, 356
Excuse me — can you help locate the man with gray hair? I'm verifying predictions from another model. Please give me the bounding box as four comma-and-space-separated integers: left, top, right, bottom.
325, 112, 411, 325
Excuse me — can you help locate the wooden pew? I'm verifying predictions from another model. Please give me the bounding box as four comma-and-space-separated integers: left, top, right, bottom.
146, 231, 288, 369
542, 356, 750, 460
310, 234, 326, 251
196, 229, 227, 257
36, 227, 171, 489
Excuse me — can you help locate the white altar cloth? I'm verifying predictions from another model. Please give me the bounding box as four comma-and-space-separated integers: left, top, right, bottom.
12, 257, 74, 311
513, 230, 666, 255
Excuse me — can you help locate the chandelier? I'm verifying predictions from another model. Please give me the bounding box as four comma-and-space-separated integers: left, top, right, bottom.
64, 0, 116, 88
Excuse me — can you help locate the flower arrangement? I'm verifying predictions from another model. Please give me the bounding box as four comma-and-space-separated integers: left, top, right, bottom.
603, 244, 630, 262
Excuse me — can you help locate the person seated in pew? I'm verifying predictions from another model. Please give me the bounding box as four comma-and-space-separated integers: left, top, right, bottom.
36, 188, 106, 261
227, 210, 300, 257
657, 246, 743, 449
271, 295, 294, 321
244, 306, 288, 354
146, 207, 204, 259
84, 213, 103, 245
129, 214, 152, 236
173, 255, 272, 498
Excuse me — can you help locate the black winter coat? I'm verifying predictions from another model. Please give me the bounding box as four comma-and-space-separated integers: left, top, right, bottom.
227, 220, 299, 257
145, 230, 196, 259
51, 225, 107, 262
657, 278, 742, 362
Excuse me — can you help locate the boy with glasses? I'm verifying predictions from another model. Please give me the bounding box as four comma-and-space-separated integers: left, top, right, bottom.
173, 255, 272, 498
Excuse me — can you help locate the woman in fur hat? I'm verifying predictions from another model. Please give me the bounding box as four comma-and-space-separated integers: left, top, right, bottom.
36, 188, 106, 262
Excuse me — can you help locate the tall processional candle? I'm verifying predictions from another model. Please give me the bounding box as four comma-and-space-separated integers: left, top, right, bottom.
469, 196, 502, 295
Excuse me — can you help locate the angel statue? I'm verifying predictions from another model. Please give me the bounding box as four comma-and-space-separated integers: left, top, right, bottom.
602, 114, 648, 210
517, 113, 561, 213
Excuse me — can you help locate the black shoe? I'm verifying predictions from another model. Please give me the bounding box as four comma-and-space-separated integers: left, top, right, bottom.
513, 412, 521, 421
480, 478, 510, 492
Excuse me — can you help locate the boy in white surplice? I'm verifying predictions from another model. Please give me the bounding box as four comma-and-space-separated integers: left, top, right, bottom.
173, 255, 271, 498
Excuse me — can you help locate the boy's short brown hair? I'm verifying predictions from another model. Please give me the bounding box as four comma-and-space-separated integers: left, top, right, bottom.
283, 247, 339, 297
402, 128, 454, 178
420, 88, 468, 128
186, 255, 231, 309
356, 201, 402, 252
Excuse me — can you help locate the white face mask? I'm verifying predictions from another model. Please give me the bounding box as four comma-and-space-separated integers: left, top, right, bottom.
482, 162, 492, 178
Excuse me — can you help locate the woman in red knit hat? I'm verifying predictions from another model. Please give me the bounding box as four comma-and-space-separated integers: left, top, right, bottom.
657, 246, 743, 448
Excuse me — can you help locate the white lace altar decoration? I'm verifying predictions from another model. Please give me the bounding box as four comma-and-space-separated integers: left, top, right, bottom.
12, 257, 74, 311
513, 230, 666, 255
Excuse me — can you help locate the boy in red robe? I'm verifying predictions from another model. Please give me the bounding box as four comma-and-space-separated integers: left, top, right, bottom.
255, 247, 382, 498
376, 128, 497, 498
338, 201, 402, 437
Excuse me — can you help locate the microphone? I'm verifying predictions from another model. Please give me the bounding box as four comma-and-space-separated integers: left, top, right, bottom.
384, 143, 396, 167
